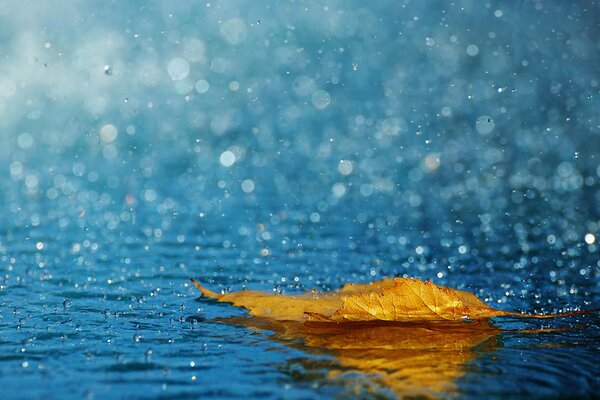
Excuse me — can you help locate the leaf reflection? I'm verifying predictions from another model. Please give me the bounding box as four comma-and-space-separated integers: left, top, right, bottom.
215, 316, 501, 398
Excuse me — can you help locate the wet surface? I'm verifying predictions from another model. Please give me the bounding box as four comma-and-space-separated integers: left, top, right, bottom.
1, 197, 598, 399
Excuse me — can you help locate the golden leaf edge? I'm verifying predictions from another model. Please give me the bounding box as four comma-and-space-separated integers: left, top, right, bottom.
190, 277, 598, 322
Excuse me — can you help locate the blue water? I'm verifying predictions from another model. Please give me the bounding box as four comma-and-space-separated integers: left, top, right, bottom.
1, 0, 599, 398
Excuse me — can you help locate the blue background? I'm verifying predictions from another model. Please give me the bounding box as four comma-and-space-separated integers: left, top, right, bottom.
0, 1, 598, 398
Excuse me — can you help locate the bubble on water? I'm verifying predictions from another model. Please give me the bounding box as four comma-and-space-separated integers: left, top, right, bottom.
195, 79, 209, 94
311, 90, 331, 109
99, 124, 118, 143
425, 37, 435, 47
219, 150, 236, 167
466, 44, 479, 56
133, 334, 142, 343
62, 300, 71, 309
220, 18, 247, 45
168, 58, 190, 81
475, 116, 494, 134
36, 242, 44, 250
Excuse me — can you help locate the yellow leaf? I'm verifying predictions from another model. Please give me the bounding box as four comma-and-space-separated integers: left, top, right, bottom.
190, 277, 595, 322
194, 277, 595, 398
191, 278, 342, 321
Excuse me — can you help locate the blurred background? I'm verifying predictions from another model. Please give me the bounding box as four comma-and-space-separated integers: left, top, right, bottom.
0, 0, 598, 398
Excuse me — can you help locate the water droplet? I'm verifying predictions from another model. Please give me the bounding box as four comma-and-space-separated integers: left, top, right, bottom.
195, 79, 209, 94
311, 90, 331, 110
219, 150, 236, 167
475, 116, 495, 134
466, 44, 479, 56
338, 160, 353, 175
585, 233, 596, 245
167, 58, 190, 81
99, 124, 118, 143
241, 179, 255, 193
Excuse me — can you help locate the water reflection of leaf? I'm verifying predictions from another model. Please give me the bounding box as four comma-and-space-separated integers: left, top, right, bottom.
192, 277, 596, 397
217, 316, 501, 398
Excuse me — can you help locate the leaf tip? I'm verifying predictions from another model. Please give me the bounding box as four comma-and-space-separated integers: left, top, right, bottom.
189, 277, 200, 288
190, 278, 221, 299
